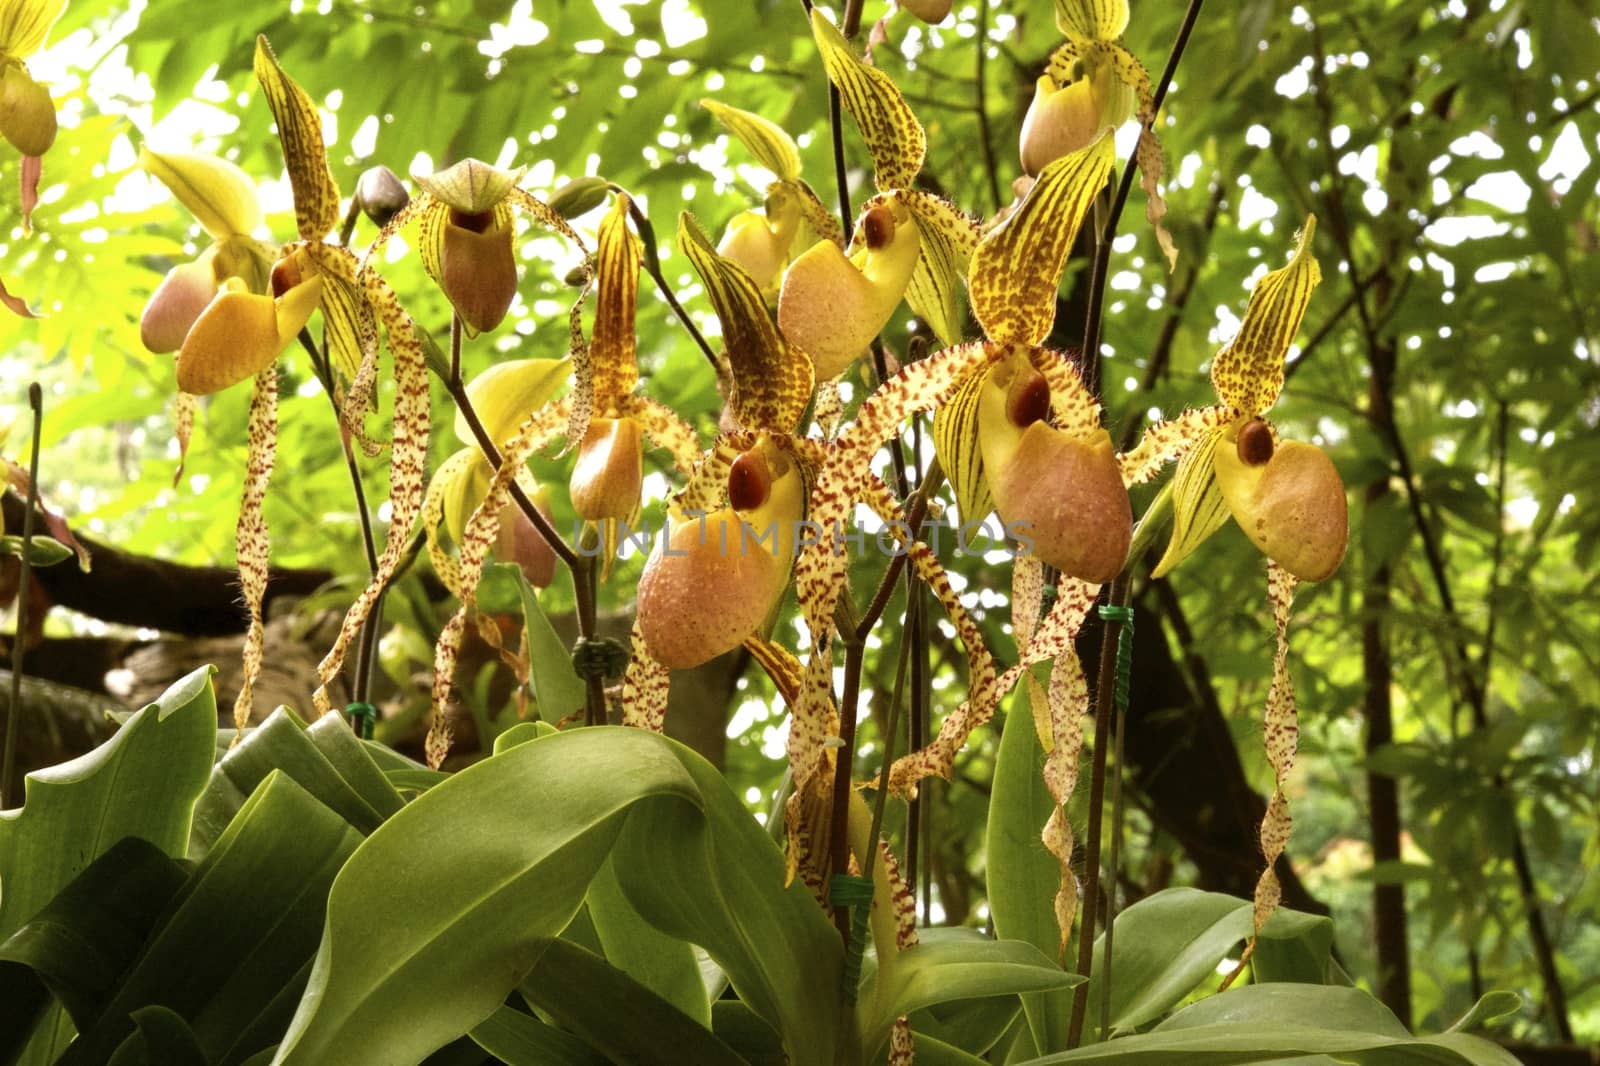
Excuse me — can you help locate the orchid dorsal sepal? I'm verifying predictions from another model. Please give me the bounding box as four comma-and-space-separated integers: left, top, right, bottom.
1054, 0, 1129, 43
254, 35, 342, 242
678, 211, 813, 434
699, 97, 802, 183
453, 357, 571, 450
969, 133, 1116, 346
809, 6, 926, 192
1210, 215, 1321, 415
141, 147, 265, 240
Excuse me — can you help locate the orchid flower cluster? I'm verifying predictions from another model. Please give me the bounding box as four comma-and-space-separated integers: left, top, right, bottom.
117, 0, 1346, 1018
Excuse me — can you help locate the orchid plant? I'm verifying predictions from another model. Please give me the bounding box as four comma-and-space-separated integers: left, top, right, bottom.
93, 0, 1356, 1059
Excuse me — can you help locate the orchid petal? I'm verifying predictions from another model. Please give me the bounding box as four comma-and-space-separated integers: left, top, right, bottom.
700, 97, 802, 182
254, 36, 341, 241
1053, 0, 1128, 43
810, 7, 926, 191
0, 0, 64, 56
969, 134, 1114, 346
679, 211, 813, 433
1150, 420, 1231, 578
591, 192, 642, 411
231, 366, 278, 733
899, 189, 979, 347
141, 147, 263, 240
1210, 216, 1320, 415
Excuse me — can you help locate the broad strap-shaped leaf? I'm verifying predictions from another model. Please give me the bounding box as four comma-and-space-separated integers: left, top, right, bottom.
678, 212, 812, 433
1151, 420, 1231, 578
1210, 216, 1320, 416
254, 36, 341, 241
700, 98, 802, 182
810, 8, 926, 192
591, 193, 642, 412
968, 135, 1114, 346
232, 366, 278, 733
931, 354, 996, 525
271, 729, 704, 1066
900, 190, 978, 346
1053, 0, 1128, 42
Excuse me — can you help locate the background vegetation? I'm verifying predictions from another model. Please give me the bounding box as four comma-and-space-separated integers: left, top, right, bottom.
2, 0, 1596, 1057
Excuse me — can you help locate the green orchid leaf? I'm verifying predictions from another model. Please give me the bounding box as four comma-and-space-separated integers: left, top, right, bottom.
0, 666, 217, 1066
63, 772, 362, 1066
469, 1003, 608, 1066
0, 533, 73, 566
519, 937, 745, 1066
271, 727, 701, 1066
586, 856, 710, 1026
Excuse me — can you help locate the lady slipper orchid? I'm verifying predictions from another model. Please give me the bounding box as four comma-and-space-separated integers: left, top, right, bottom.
1039, 0, 1178, 266
1139, 216, 1348, 584
0, 0, 63, 241
699, 100, 840, 302
1121, 214, 1341, 973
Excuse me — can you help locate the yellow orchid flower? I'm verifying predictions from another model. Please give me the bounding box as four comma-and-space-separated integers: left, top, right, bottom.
700, 98, 841, 302
1139, 216, 1348, 584
770, 9, 979, 379
0, 0, 62, 158
1120, 214, 1343, 977
1035, 0, 1178, 268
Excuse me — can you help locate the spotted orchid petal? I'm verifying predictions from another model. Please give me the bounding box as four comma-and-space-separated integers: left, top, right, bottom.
231, 366, 278, 733
254, 35, 341, 242
810, 8, 925, 192
590, 192, 642, 413
897, 189, 979, 347
969, 134, 1115, 346
679, 211, 813, 433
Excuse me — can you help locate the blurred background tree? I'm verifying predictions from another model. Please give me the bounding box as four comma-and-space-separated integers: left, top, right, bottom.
1, 0, 1595, 1056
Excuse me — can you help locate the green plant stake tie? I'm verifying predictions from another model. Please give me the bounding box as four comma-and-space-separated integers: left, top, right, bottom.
830, 873, 875, 1005
346, 701, 377, 740
1096, 604, 1134, 712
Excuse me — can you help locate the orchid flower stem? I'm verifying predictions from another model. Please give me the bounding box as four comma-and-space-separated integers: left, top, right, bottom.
295, 328, 383, 704
443, 317, 580, 572
1100, 649, 1130, 1041
1081, 0, 1206, 381
974, 0, 1002, 215
1067, 572, 1132, 1050
442, 314, 605, 728
617, 193, 720, 373
1, 384, 43, 810
829, 639, 868, 937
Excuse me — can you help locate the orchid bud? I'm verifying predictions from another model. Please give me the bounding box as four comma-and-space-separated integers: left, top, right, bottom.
355, 165, 409, 227
570, 417, 644, 522
902, 0, 953, 24
977, 355, 1131, 583
548, 175, 610, 220
777, 197, 920, 380
1214, 431, 1347, 582
0, 62, 55, 157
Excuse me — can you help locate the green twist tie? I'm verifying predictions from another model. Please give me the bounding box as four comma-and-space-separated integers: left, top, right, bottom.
830, 874, 875, 1005
346, 701, 377, 740
1041, 582, 1059, 614
571, 637, 630, 682
1097, 604, 1135, 714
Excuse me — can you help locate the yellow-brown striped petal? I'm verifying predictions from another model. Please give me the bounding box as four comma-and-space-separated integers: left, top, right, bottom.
591, 192, 641, 411
968, 134, 1114, 346
1210, 216, 1320, 415
901, 189, 978, 346
810, 8, 925, 191
700, 97, 802, 182
930, 356, 995, 524
1150, 420, 1231, 578
679, 211, 812, 433
1053, 0, 1128, 42
253, 35, 341, 241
